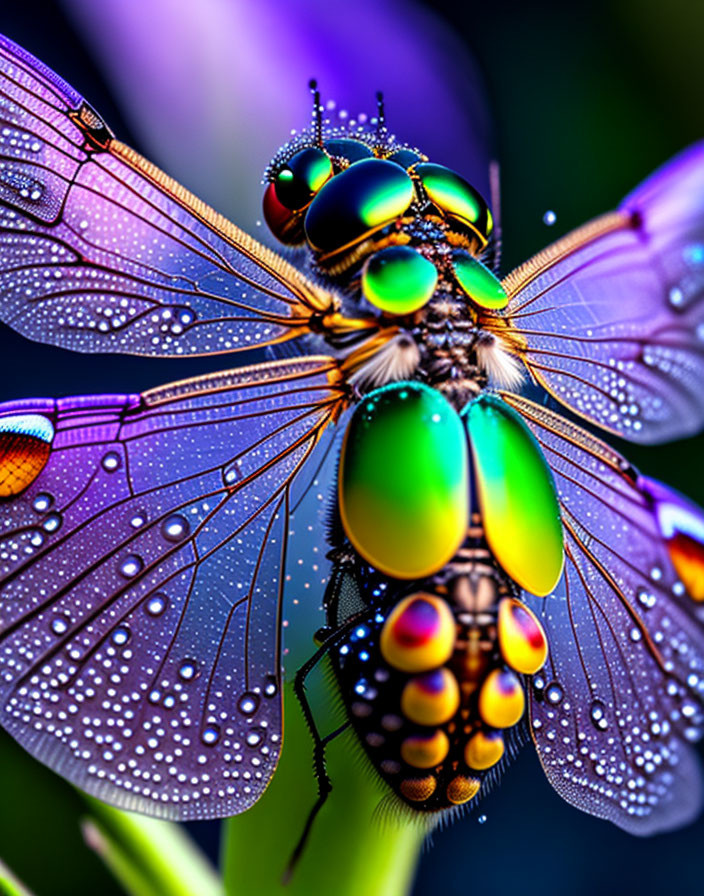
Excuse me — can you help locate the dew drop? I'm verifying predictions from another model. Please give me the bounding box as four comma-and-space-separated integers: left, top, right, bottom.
669, 286, 684, 307
590, 700, 608, 730
111, 625, 130, 646
178, 660, 197, 681
637, 587, 656, 609
33, 493, 53, 513
542, 210, 557, 226
478, 814, 487, 825
629, 627, 642, 643
30, 530, 44, 548
101, 451, 121, 472
546, 682, 564, 705
161, 514, 190, 543
246, 731, 262, 748
130, 513, 146, 529
51, 617, 68, 636
42, 512, 62, 533
148, 688, 162, 704
146, 594, 168, 616
238, 692, 260, 715
264, 677, 278, 698
202, 725, 220, 745
119, 554, 143, 578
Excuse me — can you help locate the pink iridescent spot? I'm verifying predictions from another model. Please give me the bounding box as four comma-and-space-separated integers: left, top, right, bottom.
511, 603, 545, 650
392, 598, 440, 648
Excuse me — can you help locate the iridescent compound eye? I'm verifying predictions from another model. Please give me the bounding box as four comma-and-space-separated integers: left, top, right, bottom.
453, 250, 507, 311
274, 147, 333, 211
263, 147, 333, 244
323, 138, 375, 164
305, 159, 414, 255
362, 245, 438, 315
416, 162, 493, 244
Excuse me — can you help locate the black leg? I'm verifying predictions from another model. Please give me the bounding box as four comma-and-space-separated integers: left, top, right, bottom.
283, 614, 366, 882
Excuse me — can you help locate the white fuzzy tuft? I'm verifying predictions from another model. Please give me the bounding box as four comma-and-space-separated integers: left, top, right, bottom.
476, 336, 525, 389
348, 332, 421, 389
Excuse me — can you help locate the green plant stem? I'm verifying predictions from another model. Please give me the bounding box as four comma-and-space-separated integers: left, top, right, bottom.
222, 683, 426, 896
83, 798, 223, 896
0, 859, 34, 896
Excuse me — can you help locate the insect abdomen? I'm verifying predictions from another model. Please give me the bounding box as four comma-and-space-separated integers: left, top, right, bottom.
327, 571, 548, 811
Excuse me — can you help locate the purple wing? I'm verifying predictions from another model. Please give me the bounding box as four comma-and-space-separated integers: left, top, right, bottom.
500, 143, 704, 443
0, 356, 343, 819
502, 392, 704, 834
0, 34, 335, 357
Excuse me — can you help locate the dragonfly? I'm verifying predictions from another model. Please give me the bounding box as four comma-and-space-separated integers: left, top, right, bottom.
0, 30, 703, 856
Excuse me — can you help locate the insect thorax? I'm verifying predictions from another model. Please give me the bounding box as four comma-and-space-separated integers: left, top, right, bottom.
263, 119, 523, 402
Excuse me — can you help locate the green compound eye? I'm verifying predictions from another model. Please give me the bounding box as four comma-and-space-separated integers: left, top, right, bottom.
463, 395, 564, 596
387, 148, 423, 170
305, 158, 414, 255
453, 250, 507, 311
416, 163, 493, 242
362, 246, 438, 315
274, 147, 333, 210
339, 381, 469, 579
323, 138, 374, 164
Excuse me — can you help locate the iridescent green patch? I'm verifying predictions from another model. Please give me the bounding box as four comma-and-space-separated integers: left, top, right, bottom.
453, 251, 507, 311
304, 159, 414, 254
274, 148, 333, 210
464, 395, 563, 596
416, 163, 492, 240
339, 382, 469, 579
362, 246, 438, 315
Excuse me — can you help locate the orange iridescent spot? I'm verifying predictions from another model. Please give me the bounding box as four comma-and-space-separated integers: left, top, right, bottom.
667, 532, 704, 601
0, 413, 54, 498
401, 668, 460, 726
478, 668, 525, 729
446, 775, 481, 805
464, 730, 505, 770
400, 775, 437, 802
641, 476, 704, 601
400, 729, 450, 769
380, 593, 456, 673
497, 597, 548, 674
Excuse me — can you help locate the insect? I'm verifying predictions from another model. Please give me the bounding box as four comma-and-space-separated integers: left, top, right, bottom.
0, 28, 703, 857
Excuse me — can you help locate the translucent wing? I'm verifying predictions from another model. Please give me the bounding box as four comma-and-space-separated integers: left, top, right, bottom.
499, 143, 704, 443
0, 355, 344, 819
502, 392, 704, 834
0, 34, 336, 357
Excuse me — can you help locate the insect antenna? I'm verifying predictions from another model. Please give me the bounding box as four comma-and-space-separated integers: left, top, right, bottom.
309, 78, 324, 148
375, 90, 386, 140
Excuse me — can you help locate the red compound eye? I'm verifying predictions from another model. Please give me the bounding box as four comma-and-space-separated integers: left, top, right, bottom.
262, 181, 305, 244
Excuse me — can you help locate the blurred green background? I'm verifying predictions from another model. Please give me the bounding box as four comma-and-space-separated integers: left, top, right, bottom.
0, 0, 702, 894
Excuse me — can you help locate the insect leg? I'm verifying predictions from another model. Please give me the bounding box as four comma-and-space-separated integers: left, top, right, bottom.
284, 613, 367, 880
